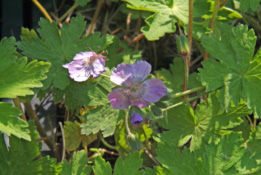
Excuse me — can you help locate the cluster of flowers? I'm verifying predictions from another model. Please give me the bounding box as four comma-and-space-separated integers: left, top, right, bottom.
63, 50, 167, 126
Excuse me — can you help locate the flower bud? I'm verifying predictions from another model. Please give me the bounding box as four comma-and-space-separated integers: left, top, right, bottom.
127, 133, 142, 151
176, 35, 189, 57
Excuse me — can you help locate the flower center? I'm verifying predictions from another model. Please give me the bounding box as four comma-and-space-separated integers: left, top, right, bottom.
123, 83, 146, 101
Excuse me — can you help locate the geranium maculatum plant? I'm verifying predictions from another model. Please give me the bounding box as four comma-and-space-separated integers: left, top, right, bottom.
1, 0, 261, 174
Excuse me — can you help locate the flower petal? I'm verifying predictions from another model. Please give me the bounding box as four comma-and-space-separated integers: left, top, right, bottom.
131, 100, 150, 108
110, 61, 151, 86
73, 52, 94, 61
90, 57, 106, 78
141, 79, 167, 102
130, 112, 143, 126
108, 88, 131, 109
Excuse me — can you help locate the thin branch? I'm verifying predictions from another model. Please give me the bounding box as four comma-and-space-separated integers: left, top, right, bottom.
24, 102, 53, 149
56, 3, 79, 24
143, 148, 161, 166
87, 0, 104, 35
12, 98, 27, 121
59, 122, 66, 162
203, 0, 220, 61
32, 0, 52, 22
98, 132, 118, 151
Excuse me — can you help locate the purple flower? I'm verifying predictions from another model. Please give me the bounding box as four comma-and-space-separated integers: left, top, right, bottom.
108, 61, 167, 109
131, 112, 143, 126
63, 51, 106, 82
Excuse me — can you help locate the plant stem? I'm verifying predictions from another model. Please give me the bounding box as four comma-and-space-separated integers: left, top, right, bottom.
187, 0, 194, 69
182, 56, 188, 100
162, 93, 206, 112
59, 122, 65, 162
203, 0, 220, 61
57, 3, 79, 24
183, 0, 193, 98
172, 86, 206, 99
152, 41, 158, 71
98, 132, 117, 151
24, 102, 53, 150
125, 107, 132, 135
100, 73, 110, 79
32, 0, 52, 22
12, 98, 27, 121
220, 0, 228, 7
87, 0, 104, 35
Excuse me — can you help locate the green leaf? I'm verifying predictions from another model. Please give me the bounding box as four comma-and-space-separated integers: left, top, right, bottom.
0, 121, 61, 175
158, 93, 250, 151
156, 58, 202, 103
53, 71, 112, 111
156, 143, 203, 174
0, 102, 30, 141
64, 121, 97, 151
235, 125, 261, 174
62, 150, 92, 175
240, 0, 261, 12
81, 105, 120, 137
53, 80, 89, 111
17, 15, 114, 90
93, 156, 112, 175
124, 0, 188, 40
114, 152, 144, 175
106, 38, 142, 68
0, 37, 50, 98
198, 24, 261, 116
156, 132, 245, 175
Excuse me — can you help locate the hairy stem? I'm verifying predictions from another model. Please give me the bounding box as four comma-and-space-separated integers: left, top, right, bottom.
100, 73, 110, 79
57, 3, 79, 23
182, 57, 188, 99
187, 0, 193, 69
24, 102, 53, 149
173, 86, 206, 99
32, 0, 52, 22
98, 132, 118, 151
87, 0, 104, 35
12, 98, 27, 121
162, 93, 207, 112
125, 107, 132, 135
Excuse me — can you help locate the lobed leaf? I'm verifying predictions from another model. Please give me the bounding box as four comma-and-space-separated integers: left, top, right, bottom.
0, 121, 61, 175
0, 102, 30, 141
156, 132, 245, 175
158, 93, 251, 151
81, 105, 120, 137
199, 24, 261, 117
62, 150, 92, 175
93, 156, 112, 175
0, 37, 50, 98
123, 0, 188, 40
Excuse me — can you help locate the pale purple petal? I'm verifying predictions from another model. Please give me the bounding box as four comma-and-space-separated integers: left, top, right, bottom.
110, 63, 133, 86
131, 100, 150, 108
108, 88, 131, 110
90, 57, 106, 78
110, 61, 151, 87
63, 63, 69, 68
63, 51, 105, 82
131, 112, 143, 126
141, 79, 167, 102
73, 52, 94, 61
